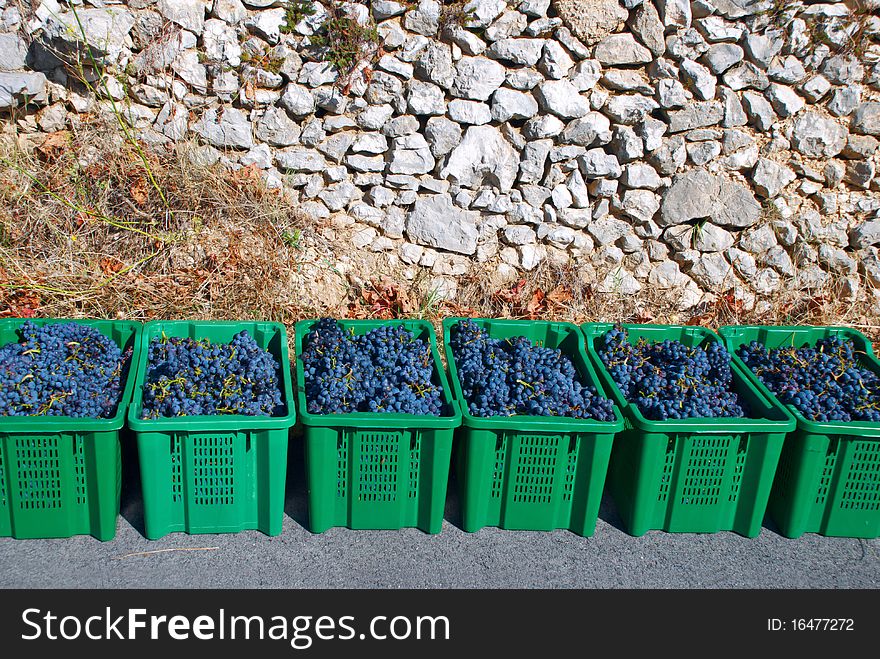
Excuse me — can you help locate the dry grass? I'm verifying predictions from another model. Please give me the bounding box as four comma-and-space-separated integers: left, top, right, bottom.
1, 116, 878, 345
0, 116, 312, 324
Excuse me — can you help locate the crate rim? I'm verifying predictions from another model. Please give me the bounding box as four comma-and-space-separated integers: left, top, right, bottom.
442, 317, 624, 432
0, 317, 142, 433
294, 318, 461, 430
581, 322, 796, 433
718, 323, 880, 436
127, 319, 296, 432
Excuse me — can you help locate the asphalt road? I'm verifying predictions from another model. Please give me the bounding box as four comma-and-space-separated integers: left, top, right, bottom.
1, 437, 878, 589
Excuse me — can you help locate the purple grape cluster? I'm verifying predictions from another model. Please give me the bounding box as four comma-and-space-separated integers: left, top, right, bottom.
0, 320, 131, 418
737, 336, 880, 423
141, 330, 283, 418
597, 326, 746, 421
301, 318, 443, 415
449, 319, 615, 420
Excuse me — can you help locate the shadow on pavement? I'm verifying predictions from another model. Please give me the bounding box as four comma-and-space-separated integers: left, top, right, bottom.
284, 425, 310, 531
119, 428, 146, 538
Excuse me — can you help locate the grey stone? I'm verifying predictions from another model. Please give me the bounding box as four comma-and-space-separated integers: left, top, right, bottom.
792, 112, 848, 158
535, 80, 590, 119
373, 0, 407, 21
768, 55, 806, 85
406, 193, 479, 254
666, 101, 724, 133
276, 147, 327, 172
486, 38, 545, 66
503, 225, 538, 245
407, 80, 446, 115
465, 0, 508, 28
192, 107, 253, 150
627, 1, 665, 57
317, 132, 356, 163
212, 0, 247, 23
741, 91, 777, 132
550, 184, 573, 210
566, 169, 590, 207
695, 15, 744, 42
822, 54, 864, 86
765, 83, 804, 118
323, 116, 358, 133
687, 140, 721, 165
491, 88, 539, 122
720, 87, 748, 127
621, 189, 661, 222
299, 119, 326, 147
647, 135, 687, 176
519, 139, 553, 184
298, 62, 338, 88
366, 71, 404, 105
203, 18, 241, 66
444, 25, 486, 56
442, 125, 519, 191
557, 208, 592, 229
845, 160, 875, 189
424, 117, 462, 157
843, 134, 880, 160
578, 148, 622, 179
506, 67, 544, 90
448, 99, 492, 125
345, 153, 387, 173
0, 71, 47, 108
451, 56, 507, 101
751, 158, 795, 198
649, 260, 689, 289
588, 216, 631, 245
594, 33, 652, 66
828, 86, 862, 118
702, 43, 743, 75
313, 87, 348, 114
726, 247, 757, 279
245, 7, 286, 44
351, 133, 389, 155
523, 115, 566, 139
602, 70, 654, 94
743, 30, 784, 69
319, 182, 360, 212
404, 0, 441, 36
680, 59, 716, 101
384, 115, 420, 138
852, 102, 880, 136
621, 163, 662, 190
689, 252, 733, 290
519, 0, 551, 18
538, 40, 574, 79
597, 269, 641, 294
603, 94, 660, 126
561, 112, 612, 146
44, 7, 136, 61
611, 125, 644, 163
414, 41, 455, 89
0, 33, 27, 71
818, 244, 857, 274
255, 107, 301, 147
638, 116, 667, 151
568, 60, 602, 92
850, 221, 880, 249
659, 0, 692, 30
739, 224, 777, 254
377, 54, 414, 79
660, 169, 761, 228
279, 84, 315, 117
723, 62, 769, 91
389, 134, 435, 175
799, 75, 832, 103
693, 222, 734, 252
357, 105, 395, 131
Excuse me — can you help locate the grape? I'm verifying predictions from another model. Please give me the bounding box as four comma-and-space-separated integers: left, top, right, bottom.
596, 326, 746, 421
0, 320, 131, 418
301, 318, 443, 415
737, 336, 880, 423
448, 319, 615, 421
141, 330, 283, 418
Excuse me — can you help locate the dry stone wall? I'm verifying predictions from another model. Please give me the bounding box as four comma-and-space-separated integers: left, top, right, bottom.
2, 0, 880, 312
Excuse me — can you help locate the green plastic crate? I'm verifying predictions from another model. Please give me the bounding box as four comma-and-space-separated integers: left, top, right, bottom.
0, 318, 142, 540
719, 325, 880, 539
296, 319, 460, 534
128, 320, 295, 540
582, 323, 796, 537
443, 318, 624, 536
